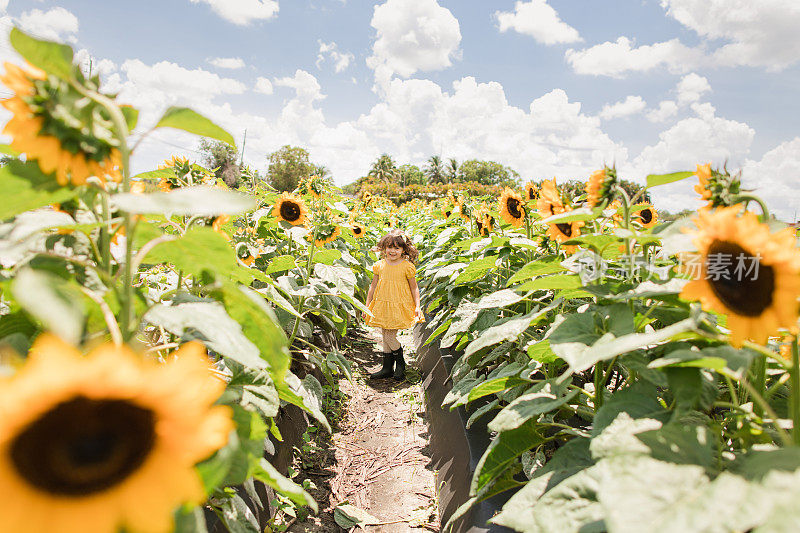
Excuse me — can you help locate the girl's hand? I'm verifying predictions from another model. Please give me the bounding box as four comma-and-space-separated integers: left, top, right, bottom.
414, 307, 424, 321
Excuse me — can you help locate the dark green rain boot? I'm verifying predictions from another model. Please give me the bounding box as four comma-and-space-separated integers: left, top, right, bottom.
392, 347, 406, 381
370, 352, 394, 379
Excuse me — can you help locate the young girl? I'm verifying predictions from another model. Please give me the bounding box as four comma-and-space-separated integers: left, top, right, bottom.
364, 229, 422, 380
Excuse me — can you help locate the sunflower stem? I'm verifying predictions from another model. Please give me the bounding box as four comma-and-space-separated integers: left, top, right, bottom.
734, 194, 771, 222
791, 336, 800, 445
752, 354, 767, 418
594, 361, 604, 413
99, 192, 112, 275
78, 84, 136, 341
288, 228, 319, 348
614, 185, 635, 279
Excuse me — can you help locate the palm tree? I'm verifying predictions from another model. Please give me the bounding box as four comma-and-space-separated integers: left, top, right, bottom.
368, 154, 399, 184
424, 155, 445, 184
446, 158, 459, 183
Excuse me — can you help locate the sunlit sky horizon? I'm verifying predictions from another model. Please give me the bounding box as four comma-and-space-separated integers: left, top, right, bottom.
0, 0, 798, 220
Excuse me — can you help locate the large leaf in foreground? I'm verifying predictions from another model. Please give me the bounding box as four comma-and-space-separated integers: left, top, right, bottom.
144, 299, 267, 370
463, 303, 557, 358
143, 227, 251, 283
0, 160, 76, 220
113, 185, 255, 216
492, 464, 604, 533
9, 27, 73, 79
472, 419, 545, 495
216, 284, 290, 382
155, 106, 236, 147
10, 268, 84, 344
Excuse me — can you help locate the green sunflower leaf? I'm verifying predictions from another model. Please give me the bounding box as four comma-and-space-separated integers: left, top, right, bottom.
9, 27, 74, 80
646, 171, 694, 188
112, 185, 255, 216
155, 106, 236, 147
0, 160, 76, 220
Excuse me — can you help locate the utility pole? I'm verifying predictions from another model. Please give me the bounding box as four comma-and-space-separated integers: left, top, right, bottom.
239, 129, 247, 166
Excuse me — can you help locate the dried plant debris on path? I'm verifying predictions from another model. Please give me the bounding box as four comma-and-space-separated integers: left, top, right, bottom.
289, 330, 440, 532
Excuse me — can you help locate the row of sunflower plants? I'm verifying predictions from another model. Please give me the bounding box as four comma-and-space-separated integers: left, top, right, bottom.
398, 166, 800, 532
0, 29, 378, 533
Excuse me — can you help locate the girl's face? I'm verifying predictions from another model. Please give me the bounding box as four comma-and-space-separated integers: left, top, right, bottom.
385, 243, 403, 261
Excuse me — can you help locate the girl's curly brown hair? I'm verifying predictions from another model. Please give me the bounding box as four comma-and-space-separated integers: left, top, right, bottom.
375, 228, 419, 263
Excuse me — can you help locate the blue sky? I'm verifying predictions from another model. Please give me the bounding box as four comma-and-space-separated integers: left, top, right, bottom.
0, 0, 798, 220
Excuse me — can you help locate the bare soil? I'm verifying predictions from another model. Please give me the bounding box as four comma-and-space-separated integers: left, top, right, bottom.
287, 329, 440, 532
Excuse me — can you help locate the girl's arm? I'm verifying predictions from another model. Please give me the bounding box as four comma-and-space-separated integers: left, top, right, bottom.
364, 273, 379, 319
408, 276, 422, 320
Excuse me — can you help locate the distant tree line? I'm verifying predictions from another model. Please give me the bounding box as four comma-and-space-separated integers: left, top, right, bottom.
193, 142, 653, 206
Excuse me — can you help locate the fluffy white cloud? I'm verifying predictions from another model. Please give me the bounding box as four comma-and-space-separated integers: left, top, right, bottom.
741, 137, 800, 222
366, 0, 461, 84
102, 60, 247, 129
495, 0, 581, 45
624, 106, 754, 212
647, 100, 679, 123
676, 72, 711, 105
17, 7, 79, 43
274, 70, 325, 104
316, 41, 354, 73
188, 0, 279, 25
599, 95, 646, 120
663, 0, 800, 71
566, 37, 704, 77
208, 57, 246, 69
352, 77, 625, 179
254, 77, 273, 94
0, 1, 9, 14
569, 2, 800, 78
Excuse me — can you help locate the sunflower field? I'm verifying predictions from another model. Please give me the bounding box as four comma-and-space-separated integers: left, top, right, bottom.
0, 29, 392, 532
2, 25, 800, 533
407, 169, 800, 531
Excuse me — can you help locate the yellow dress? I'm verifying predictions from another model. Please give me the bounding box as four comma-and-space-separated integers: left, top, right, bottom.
366, 258, 418, 330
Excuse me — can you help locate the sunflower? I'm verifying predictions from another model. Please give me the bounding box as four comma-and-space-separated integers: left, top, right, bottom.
694, 163, 713, 205
585, 167, 617, 208
0, 63, 122, 186
441, 202, 452, 219
351, 222, 367, 239
475, 214, 494, 237
454, 199, 470, 221
158, 155, 189, 170
537, 178, 564, 219
545, 205, 585, 254
693, 163, 742, 209
314, 226, 341, 247
0, 335, 232, 533
524, 182, 538, 202
633, 203, 658, 228
299, 175, 324, 199
273, 192, 308, 226
498, 188, 525, 227
679, 206, 800, 346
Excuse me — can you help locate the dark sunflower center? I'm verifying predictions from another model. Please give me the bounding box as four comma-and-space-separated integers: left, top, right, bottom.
706, 240, 774, 317
639, 209, 653, 224
528, 189, 535, 200
556, 223, 573, 237
279, 201, 301, 222
10, 396, 156, 496
445, 211, 451, 217
507, 198, 522, 218
353, 226, 362, 235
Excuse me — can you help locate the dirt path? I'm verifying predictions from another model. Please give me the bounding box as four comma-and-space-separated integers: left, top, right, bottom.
289, 329, 440, 532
